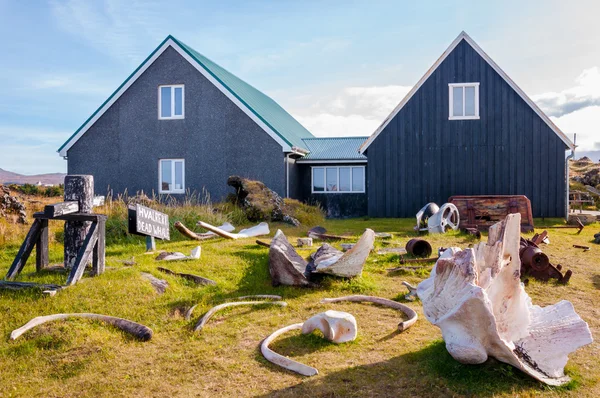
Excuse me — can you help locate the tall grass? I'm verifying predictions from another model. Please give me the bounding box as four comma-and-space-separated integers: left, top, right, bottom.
97, 189, 247, 245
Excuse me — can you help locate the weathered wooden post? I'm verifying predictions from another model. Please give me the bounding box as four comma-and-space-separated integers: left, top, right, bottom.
64, 175, 94, 269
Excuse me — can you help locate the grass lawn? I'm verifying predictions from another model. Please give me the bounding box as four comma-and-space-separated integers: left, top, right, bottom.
0, 217, 598, 397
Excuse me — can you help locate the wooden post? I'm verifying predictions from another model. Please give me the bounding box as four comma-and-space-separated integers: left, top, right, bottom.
66, 221, 98, 285
146, 236, 156, 252
92, 216, 106, 276
36, 219, 49, 271
6, 219, 43, 280
64, 175, 93, 269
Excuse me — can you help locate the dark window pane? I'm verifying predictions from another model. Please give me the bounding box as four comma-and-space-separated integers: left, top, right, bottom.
161, 87, 171, 118
452, 86, 463, 117
174, 161, 183, 190
161, 160, 172, 191
339, 167, 351, 191
174, 87, 183, 116
313, 168, 324, 192
326, 168, 337, 191
352, 167, 364, 191
465, 86, 476, 116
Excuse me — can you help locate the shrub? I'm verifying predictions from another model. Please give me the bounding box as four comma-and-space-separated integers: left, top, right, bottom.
283, 198, 325, 226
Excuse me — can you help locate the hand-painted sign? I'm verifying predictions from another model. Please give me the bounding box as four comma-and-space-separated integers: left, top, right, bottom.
128, 204, 170, 240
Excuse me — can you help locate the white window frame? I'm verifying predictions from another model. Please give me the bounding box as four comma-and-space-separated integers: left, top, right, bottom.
311, 166, 365, 194
158, 84, 185, 120
448, 82, 479, 120
158, 159, 185, 194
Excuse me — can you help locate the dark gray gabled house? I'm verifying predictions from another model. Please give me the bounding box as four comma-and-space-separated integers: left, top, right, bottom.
58, 35, 367, 216
359, 31, 574, 218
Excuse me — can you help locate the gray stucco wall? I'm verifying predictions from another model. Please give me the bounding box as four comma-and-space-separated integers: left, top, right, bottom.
67, 46, 285, 201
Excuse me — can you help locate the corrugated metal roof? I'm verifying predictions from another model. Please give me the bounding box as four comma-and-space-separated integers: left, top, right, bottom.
175, 37, 314, 150
301, 137, 368, 160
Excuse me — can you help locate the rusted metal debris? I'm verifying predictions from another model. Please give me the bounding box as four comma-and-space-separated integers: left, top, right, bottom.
545, 218, 585, 234
519, 238, 572, 284
449, 195, 535, 233
405, 238, 432, 257
573, 244, 590, 251
531, 230, 549, 245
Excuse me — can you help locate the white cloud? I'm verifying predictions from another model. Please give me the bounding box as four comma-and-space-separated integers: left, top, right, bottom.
291, 85, 411, 137
50, 0, 164, 64
551, 105, 600, 151
532, 67, 600, 117
29, 74, 112, 96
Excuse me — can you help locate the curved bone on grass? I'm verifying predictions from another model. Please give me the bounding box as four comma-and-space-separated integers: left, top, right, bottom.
194, 301, 288, 332
185, 295, 283, 321
320, 295, 418, 332
236, 295, 283, 301
261, 323, 318, 376
10, 313, 153, 341
197, 221, 269, 240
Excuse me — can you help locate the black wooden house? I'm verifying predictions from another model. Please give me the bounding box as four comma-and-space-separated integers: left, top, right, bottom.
359, 32, 574, 218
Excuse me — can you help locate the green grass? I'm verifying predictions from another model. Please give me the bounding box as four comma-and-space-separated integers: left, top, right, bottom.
0, 217, 598, 397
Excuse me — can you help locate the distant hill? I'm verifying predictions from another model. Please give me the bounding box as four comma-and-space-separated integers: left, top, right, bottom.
0, 168, 66, 185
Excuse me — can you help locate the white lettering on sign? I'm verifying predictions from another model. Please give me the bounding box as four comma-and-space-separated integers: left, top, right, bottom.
135, 204, 170, 240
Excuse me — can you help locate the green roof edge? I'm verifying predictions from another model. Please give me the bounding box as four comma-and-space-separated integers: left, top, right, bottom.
171, 36, 297, 149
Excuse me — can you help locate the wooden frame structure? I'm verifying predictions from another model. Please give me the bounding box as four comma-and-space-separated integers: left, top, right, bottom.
2, 210, 106, 293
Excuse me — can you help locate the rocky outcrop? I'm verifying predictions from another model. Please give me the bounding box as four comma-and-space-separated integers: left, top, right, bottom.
0, 185, 27, 224
227, 176, 300, 226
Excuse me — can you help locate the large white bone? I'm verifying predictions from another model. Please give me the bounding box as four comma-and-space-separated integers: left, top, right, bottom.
193, 300, 287, 332
195, 222, 235, 237
312, 229, 375, 277
197, 221, 269, 239
417, 213, 593, 386
301, 310, 357, 343
11, 313, 153, 341
261, 323, 318, 376
261, 311, 358, 376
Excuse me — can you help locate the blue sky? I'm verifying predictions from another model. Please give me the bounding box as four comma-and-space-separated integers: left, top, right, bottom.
1, 0, 599, 174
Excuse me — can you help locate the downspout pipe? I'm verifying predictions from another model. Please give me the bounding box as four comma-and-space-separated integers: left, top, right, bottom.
565, 148, 575, 218
285, 153, 290, 198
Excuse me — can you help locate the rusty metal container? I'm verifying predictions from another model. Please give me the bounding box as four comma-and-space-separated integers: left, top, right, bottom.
405, 238, 433, 258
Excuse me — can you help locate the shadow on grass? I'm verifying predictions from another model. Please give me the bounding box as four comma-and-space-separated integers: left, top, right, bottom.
257, 340, 579, 397
231, 245, 317, 300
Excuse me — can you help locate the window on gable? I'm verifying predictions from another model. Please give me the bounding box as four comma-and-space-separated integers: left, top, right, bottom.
159, 85, 184, 119
311, 166, 365, 193
159, 159, 185, 193
449, 83, 479, 120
